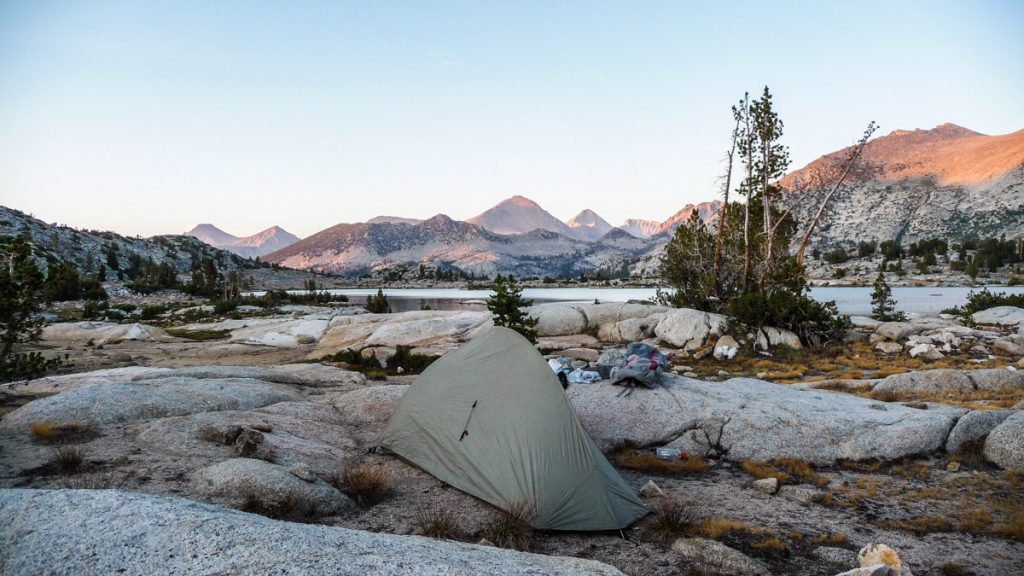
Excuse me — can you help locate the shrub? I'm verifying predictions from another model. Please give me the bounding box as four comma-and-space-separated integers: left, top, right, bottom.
415, 502, 459, 539
388, 346, 437, 374
140, 305, 167, 320
648, 498, 702, 543
213, 299, 237, 314
166, 328, 231, 341
822, 249, 850, 264
333, 465, 391, 506
484, 502, 535, 551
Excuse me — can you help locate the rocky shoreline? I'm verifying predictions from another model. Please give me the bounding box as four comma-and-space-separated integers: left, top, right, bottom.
2, 301, 1023, 575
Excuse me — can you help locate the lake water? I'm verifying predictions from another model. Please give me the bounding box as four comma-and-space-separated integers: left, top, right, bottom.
317, 286, 1024, 317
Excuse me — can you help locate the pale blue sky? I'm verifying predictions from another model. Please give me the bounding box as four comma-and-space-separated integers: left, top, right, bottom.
1, 1, 1022, 238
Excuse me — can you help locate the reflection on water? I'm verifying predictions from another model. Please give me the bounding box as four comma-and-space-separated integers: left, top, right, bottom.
323, 286, 1024, 316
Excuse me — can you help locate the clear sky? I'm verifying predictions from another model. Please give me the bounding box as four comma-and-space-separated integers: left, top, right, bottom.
1, 1, 1022, 238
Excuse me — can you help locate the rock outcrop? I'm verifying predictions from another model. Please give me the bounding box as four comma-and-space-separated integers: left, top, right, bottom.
0, 376, 302, 432
654, 309, 727, 350
972, 306, 1024, 326
946, 410, 1015, 454
0, 489, 624, 575
984, 411, 1024, 471
567, 375, 957, 464
195, 458, 352, 517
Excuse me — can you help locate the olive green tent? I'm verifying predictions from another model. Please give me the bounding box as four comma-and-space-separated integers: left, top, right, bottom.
376, 326, 648, 531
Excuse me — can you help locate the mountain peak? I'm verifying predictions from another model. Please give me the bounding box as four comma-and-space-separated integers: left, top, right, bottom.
784, 122, 1024, 188
503, 195, 541, 207
467, 196, 575, 237
187, 223, 299, 257
566, 209, 613, 241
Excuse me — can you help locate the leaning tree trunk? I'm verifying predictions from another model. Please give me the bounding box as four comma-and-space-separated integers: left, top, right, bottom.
712, 115, 741, 293
796, 121, 878, 265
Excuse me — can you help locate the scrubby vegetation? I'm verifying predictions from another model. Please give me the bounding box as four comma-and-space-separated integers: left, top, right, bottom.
943, 288, 1024, 320
320, 345, 438, 379
166, 328, 232, 341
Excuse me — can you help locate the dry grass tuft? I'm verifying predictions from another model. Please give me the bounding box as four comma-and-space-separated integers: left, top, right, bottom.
739, 461, 790, 484
49, 444, 87, 475
416, 502, 459, 540
837, 459, 881, 473
333, 465, 391, 507
237, 480, 312, 521
30, 421, 95, 443
958, 506, 993, 535
750, 535, 786, 551
697, 518, 750, 540
771, 458, 829, 487
995, 508, 1024, 542
648, 498, 702, 543
809, 532, 846, 545
892, 462, 931, 481
879, 515, 952, 534
484, 502, 535, 551
615, 449, 706, 474
938, 563, 968, 576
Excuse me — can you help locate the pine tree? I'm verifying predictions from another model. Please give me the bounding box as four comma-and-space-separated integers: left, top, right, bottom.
365, 288, 391, 313
1, 236, 63, 381
871, 272, 906, 321
487, 274, 538, 343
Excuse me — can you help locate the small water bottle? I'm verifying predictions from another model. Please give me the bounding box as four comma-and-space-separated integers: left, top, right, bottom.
655, 447, 682, 461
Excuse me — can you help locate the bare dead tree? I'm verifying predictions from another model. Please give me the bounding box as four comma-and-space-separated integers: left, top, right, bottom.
739, 93, 754, 291
795, 121, 879, 265
711, 106, 742, 291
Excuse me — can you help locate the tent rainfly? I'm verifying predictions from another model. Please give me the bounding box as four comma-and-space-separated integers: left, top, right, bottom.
376, 326, 648, 531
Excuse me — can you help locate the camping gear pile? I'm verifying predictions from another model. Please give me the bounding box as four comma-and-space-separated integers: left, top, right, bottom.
545, 342, 667, 390
377, 327, 648, 531
547, 358, 600, 387
608, 342, 667, 389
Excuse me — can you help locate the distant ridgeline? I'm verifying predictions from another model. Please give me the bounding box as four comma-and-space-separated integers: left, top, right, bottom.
781, 123, 1024, 252
0, 205, 271, 297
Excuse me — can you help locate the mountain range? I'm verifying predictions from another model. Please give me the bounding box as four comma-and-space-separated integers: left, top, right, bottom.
781, 123, 1024, 249
190, 122, 1024, 277
0, 206, 263, 277
186, 224, 301, 258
